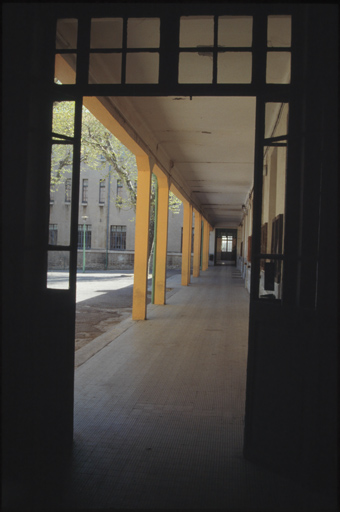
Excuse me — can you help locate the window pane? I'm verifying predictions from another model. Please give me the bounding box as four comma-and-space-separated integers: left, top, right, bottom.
54, 54, 77, 84
178, 52, 213, 84
82, 179, 88, 203
218, 16, 253, 47
78, 225, 92, 249
261, 145, 287, 251
127, 18, 160, 48
56, 19, 78, 49
99, 180, 106, 203
49, 145, 73, 245
47, 251, 70, 289
259, 259, 283, 299
179, 16, 214, 47
89, 53, 122, 84
267, 15, 291, 48
52, 101, 75, 138
265, 102, 289, 139
125, 52, 159, 84
90, 18, 123, 48
217, 52, 252, 83
49, 224, 58, 245
65, 178, 72, 203
110, 225, 126, 250
261, 103, 289, 289
266, 52, 291, 84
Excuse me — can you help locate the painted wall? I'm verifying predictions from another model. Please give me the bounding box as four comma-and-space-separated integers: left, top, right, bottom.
49, 162, 184, 268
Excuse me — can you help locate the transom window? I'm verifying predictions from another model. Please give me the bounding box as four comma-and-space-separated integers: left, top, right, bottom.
54, 14, 291, 87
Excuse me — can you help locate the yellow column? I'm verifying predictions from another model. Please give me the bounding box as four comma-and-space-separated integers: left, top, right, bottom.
132, 156, 152, 320
181, 201, 191, 286
188, 204, 193, 279
154, 170, 169, 305
193, 210, 202, 277
202, 219, 210, 271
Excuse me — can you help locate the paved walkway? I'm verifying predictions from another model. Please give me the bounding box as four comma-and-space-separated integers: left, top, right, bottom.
13, 266, 336, 510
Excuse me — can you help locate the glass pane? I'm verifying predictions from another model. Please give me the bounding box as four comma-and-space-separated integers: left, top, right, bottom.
261, 145, 287, 255
178, 52, 213, 84
127, 18, 160, 48
89, 53, 122, 84
267, 15, 291, 47
56, 19, 78, 49
261, 104, 289, 301
265, 102, 289, 139
266, 52, 291, 84
217, 52, 252, 83
90, 18, 123, 48
52, 101, 75, 138
179, 16, 214, 47
125, 52, 159, 83
218, 16, 253, 47
49, 145, 73, 245
54, 54, 77, 84
47, 251, 70, 289
259, 259, 283, 299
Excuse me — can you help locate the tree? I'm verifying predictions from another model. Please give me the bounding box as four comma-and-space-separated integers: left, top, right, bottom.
51, 100, 182, 263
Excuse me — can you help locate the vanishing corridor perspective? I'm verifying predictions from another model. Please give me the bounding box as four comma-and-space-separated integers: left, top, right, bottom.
2, 4, 337, 511
10, 268, 334, 510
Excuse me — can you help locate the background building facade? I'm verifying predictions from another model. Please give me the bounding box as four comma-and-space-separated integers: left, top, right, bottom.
48, 162, 185, 269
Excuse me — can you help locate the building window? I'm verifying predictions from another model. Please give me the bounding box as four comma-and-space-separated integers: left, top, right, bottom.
99, 179, 106, 204
221, 235, 233, 252
49, 224, 58, 245
82, 178, 88, 203
110, 225, 126, 250
78, 224, 92, 249
65, 178, 71, 203
116, 178, 123, 196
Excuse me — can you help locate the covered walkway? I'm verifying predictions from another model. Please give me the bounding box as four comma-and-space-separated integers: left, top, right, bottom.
14, 267, 333, 511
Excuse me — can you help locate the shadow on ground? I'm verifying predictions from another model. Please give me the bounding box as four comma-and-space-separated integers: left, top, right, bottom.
75, 270, 180, 350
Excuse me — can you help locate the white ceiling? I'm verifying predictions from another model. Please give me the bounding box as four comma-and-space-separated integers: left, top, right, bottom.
116, 96, 256, 227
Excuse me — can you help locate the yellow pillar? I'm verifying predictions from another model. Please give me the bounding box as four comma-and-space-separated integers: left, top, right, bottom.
181, 201, 192, 286
188, 204, 193, 279
132, 156, 152, 320
202, 219, 210, 271
193, 210, 202, 278
154, 170, 169, 305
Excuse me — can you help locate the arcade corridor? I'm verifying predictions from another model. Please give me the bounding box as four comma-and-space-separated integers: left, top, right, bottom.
4, 267, 335, 511
2, 5, 337, 511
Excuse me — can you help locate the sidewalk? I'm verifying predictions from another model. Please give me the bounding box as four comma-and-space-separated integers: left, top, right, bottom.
64, 266, 331, 511
75, 272, 182, 367
8, 266, 335, 511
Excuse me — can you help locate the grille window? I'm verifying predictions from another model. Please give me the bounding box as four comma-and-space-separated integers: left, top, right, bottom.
110, 225, 126, 250
78, 224, 92, 249
49, 224, 58, 245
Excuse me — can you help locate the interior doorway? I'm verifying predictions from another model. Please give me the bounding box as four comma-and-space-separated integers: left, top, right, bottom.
215, 228, 237, 266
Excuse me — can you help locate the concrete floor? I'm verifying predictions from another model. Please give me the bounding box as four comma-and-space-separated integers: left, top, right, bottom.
6, 266, 336, 511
